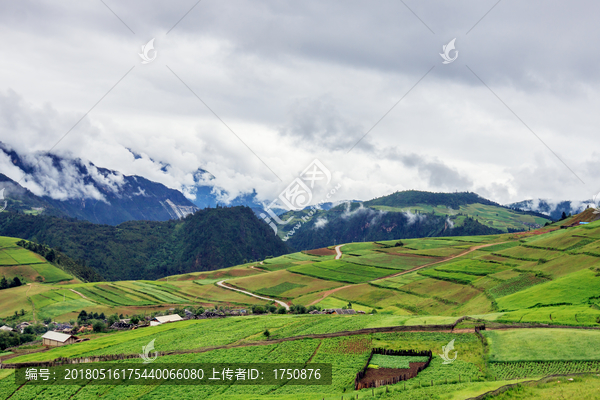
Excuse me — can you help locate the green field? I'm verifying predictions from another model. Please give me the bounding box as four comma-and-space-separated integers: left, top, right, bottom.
484, 329, 600, 362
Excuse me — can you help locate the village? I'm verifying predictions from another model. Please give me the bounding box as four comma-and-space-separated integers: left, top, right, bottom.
0, 304, 364, 355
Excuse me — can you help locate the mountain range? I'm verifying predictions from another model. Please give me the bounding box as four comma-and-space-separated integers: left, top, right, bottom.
0, 143, 266, 225
277, 191, 552, 250
507, 199, 592, 220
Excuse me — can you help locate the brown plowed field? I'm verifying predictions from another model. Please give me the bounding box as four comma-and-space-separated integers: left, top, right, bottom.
304, 248, 337, 256
358, 362, 427, 386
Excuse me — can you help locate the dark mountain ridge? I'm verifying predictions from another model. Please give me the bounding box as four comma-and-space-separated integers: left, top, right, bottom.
0, 206, 290, 280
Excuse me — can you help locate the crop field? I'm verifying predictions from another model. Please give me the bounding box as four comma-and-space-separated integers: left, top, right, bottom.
399, 278, 482, 305
497, 305, 600, 326
340, 242, 384, 252
417, 269, 480, 285
314, 296, 372, 312
0, 238, 73, 283
29, 288, 79, 308
488, 273, 550, 300
288, 261, 393, 284
36, 298, 97, 320
28, 263, 73, 283
369, 354, 430, 368
522, 254, 598, 278
396, 238, 466, 250
574, 239, 600, 256
344, 253, 434, 270
433, 259, 508, 276
330, 283, 457, 316
492, 245, 564, 261
228, 269, 342, 298
496, 268, 600, 310
489, 360, 600, 379
484, 329, 600, 362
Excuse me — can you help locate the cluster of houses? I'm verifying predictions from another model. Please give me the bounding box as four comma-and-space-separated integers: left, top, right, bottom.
3, 306, 368, 348
310, 309, 363, 315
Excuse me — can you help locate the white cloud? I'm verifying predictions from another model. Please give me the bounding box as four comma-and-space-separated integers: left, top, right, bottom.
313, 217, 328, 229
0, 1, 599, 206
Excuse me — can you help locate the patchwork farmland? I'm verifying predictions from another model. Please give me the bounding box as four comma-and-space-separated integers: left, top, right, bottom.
2, 211, 600, 399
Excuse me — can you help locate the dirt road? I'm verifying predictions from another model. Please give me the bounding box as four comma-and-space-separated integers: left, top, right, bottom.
309, 242, 504, 305
69, 288, 90, 300
382, 242, 505, 279
217, 280, 290, 310
334, 244, 344, 260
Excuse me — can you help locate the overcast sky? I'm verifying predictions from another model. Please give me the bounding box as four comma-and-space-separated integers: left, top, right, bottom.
1, 0, 599, 206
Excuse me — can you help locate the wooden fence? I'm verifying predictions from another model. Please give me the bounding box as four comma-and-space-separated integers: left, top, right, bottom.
354, 348, 432, 390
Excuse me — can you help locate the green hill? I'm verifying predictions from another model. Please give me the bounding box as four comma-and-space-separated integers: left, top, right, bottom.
279, 191, 551, 250
0, 237, 75, 285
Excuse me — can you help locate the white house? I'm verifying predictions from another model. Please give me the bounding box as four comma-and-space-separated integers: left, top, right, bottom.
150, 314, 183, 326
42, 331, 78, 347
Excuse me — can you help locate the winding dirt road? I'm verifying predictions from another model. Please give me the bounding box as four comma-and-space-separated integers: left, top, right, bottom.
334, 244, 344, 260
309, 242, 504, 305
70, 288, 90, 300
217, 280, 290, 310
382, 241, 505, 279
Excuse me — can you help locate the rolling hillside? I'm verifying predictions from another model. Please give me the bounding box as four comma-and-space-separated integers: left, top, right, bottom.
2, 210, 600, 400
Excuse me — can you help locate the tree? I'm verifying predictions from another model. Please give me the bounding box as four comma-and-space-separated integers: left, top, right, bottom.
0, 277, 7, 290
276, 307, 287, 314
10, 277, 22, 288
251, 305, 265, 315
130, 316, 140, 325
290, 305, 306, 314
560, 211, 567, 220
20, 309, 25, 316
266, 305, 277, 313
78, 310, 88, 322
92, 321, 106, 333
107, 314, 119, 326
370, 309, 378, 314
347, 302, 353, 309
263, 329, 270, 339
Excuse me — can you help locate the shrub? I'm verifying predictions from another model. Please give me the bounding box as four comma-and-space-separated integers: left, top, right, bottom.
251, 305, 266, 314
92, 321, 106, 332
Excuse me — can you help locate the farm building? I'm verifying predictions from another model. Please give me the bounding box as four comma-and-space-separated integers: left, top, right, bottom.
150, 314, 183, 326
42, 331, 78, 347
16, 322, 31, 333
0, 325, 13, 332
332, 309, 356, 315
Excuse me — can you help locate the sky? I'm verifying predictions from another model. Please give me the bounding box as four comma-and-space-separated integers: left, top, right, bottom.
1, 0, 599, 207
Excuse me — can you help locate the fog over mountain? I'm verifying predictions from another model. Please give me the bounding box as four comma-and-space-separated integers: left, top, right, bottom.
1, 1, 600, 209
